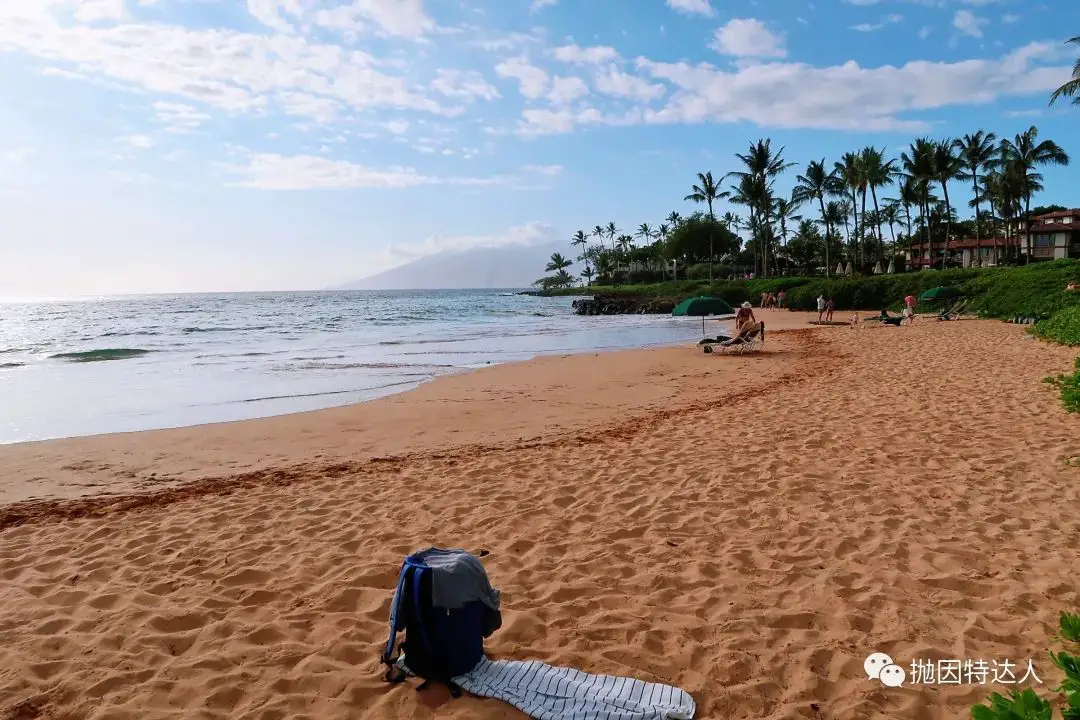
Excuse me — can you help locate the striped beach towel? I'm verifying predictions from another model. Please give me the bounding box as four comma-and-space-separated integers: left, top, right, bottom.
447, 656, 695, 720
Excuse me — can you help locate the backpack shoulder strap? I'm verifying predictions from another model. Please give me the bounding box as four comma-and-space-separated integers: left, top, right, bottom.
381, 561, 414, 677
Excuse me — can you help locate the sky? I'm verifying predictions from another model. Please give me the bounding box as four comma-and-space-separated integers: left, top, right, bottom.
1, 0, 1078, 296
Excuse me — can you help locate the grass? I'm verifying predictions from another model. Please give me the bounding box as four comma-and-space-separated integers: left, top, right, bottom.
1033, 306, 1080, 347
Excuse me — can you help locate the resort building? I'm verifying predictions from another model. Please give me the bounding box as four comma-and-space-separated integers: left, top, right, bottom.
904, 208, 1080, 268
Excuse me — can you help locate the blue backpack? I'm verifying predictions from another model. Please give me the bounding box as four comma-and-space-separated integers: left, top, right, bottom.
381, 548, 499, 697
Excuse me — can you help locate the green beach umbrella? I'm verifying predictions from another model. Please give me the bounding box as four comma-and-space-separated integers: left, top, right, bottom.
919, 286, 962, 302
672, 296, 735, 334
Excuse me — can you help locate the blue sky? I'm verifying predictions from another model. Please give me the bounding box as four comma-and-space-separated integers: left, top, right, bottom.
0, 0, 1078, 296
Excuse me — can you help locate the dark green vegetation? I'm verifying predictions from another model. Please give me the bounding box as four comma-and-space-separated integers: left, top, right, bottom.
534, 123, 1070, 291
549, 260, 1080, 318
1033, 306, 1080, 347
970, 611, 1080, 718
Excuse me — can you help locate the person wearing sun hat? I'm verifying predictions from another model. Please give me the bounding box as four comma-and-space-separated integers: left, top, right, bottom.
735, 301, 757, 333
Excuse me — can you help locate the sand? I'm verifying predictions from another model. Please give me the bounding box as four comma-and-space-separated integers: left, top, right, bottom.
1, 310, 1078, 719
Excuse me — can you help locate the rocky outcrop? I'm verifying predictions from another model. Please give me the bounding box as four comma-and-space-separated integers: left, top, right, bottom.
571, 295, 678, 315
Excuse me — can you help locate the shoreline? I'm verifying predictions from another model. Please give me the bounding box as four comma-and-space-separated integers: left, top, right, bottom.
0, 310, 831, 510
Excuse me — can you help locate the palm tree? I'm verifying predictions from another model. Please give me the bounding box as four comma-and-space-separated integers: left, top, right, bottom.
860, 146, 897, 265
834, 152, 864, 267
823, 201, 847, 269
684, 171, 728, 281
774, 193, 803, 275
954, 131, 998, 250
592, 225, 606, 252
999, 126, 1070, 262
635, 223, 654, 246
1049, 36, 1080, 105
571, 230, 589, 256
901, 138, 936, 261
728, 139, 794, 277
931, 139, 966, 261
886, 175, 921, 264
793, 159, 840, 277
881, 201, 901, 256
581, 265, 595, 285
666, 211, 682, 228
545, 252, 572, 273
605, 221, 618, 258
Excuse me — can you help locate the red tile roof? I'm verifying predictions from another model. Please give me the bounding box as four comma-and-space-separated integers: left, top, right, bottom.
1035, 209, 1080, 220
1030, 223, 1080, 233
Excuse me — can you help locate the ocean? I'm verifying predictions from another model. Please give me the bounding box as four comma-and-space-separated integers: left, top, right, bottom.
0, 290, 719, 444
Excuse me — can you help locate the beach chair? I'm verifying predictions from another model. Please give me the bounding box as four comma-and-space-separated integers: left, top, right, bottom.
704, 322, 765, 355
937, 298, 968, 321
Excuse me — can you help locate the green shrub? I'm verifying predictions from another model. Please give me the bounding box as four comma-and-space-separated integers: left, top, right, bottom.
1033, 307, 1080, 347
1043, 357, 1080, 414
971, 611, 1080, 719
966, 260, 1080, 319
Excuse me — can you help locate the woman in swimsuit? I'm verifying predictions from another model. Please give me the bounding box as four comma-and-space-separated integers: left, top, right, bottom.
735, 301, 757, 333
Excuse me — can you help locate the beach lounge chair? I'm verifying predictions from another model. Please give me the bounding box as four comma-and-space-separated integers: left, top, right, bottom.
871, 309, 903, 326
937, 298, 968, 321
703, 322, 765, 355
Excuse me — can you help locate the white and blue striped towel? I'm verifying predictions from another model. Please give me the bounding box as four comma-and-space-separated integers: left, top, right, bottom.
409, 655, 695, 720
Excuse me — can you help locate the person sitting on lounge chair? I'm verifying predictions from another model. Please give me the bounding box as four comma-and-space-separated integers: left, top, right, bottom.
878, 309, 903, 327
735, 302, 757, 333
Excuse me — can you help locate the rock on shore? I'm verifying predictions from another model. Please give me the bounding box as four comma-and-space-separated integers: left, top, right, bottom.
571, 295, 677, 315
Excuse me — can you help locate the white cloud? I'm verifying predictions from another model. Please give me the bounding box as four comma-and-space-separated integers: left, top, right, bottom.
592, 64, 665, 102
382, 120, 410, 134
851, 13, 903, 32
0, 8, 456, 125
311, 0, 435, 38
710, 19, 786, 58
384, 222, 558, 264
547, 76, 589, 104
430, 69, 499, 101
1001, 13, 1020, 23
74, 0, 127, 23
123, 134, 154, 148
153, 101, 211, 133
953, 9, 988, 37
521, 164, 562, 176
551, 43, 621, 64
3, 147, 34, 163
494, 57, 550, 99
246, 0, 301, 34
529, 0, 558, 13
918, 25, 934, 39
666, 0, 714, 17
224, 153, 502, 190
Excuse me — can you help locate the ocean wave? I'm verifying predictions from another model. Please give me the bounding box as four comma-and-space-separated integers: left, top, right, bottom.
100, 330, 161, 337
0, 362, 25, 368
237, 379, 420, 403
50, 348, 154, 363
287, 361, 455, 371
182, 325, 270, 333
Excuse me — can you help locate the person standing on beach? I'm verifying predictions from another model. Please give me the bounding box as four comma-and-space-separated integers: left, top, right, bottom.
903, 294, 917, 325
777, 290, 786, 309
825, 297, 835, 322
760, 292, 768, 309
817, 294, 826, 323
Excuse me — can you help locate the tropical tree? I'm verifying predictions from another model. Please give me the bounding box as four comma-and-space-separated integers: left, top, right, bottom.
901, 138, 937, 257
728, 139, 793, 277
666, 211, 682, 228
1049, 36, 1080, 105
592, 225, 606, 253
684, 171, 728, 281
954, 131, 998, 251
605, 221, 618, 255
793, 159, 840, 276
774, 194, 803, 274
881, 201, 902, 254
823, 201, 848, 270
834, 152, 864, 266
999, 126, 1070, 261
860, 145, 897, 264
580, 265, 594, 285
545, 252, 572, 273
786, 218, 824, 271
931, 138, 966, 257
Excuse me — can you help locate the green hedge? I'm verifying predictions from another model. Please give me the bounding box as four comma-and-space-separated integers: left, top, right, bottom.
548, 260, 1080, 319
1033, 306, 1080, 346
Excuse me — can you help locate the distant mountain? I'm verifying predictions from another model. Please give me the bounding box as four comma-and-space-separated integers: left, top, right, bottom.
330, 242, 574, 290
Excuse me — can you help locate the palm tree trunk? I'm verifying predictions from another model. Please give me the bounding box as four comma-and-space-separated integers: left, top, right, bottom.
904, 203, 913, 269
941, 180, 953, 265
971, 170, 981, 243
859, 189, 868, 269
850, 189, 860, 266
870, 185, 884, 264
819, 197, 830, 277
1024, 191, 1033, 263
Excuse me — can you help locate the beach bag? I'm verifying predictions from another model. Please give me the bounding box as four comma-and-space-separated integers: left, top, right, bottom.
380, 548, 499, 697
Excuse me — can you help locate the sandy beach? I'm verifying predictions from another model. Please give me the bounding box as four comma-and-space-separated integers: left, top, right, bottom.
2, 310, 1079, 719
